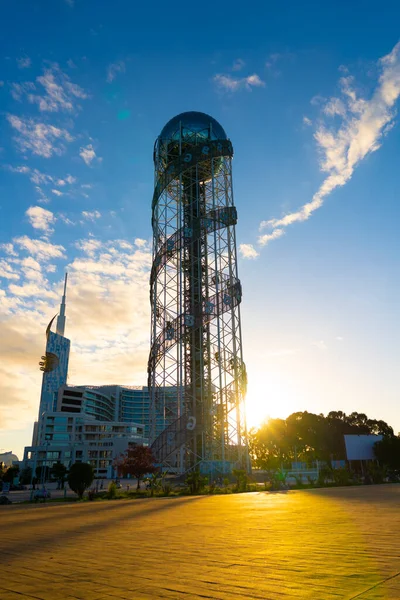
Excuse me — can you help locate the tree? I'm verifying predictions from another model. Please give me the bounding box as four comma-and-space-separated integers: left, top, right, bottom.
374, 436, 400, 471
114, 445, 156, 490
68, 462, 94, 499
3, 465, 19, 484
51, 461, 68, 489
35, 465, 51, 483
251, 410, 395, 471
19, 466, 32, 485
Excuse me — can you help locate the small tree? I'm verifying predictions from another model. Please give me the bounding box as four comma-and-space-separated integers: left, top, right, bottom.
19, 466, 32, 485
35, 465, 50, 483
185, 470, 207, 495
51, 461, 68, 489
3, 465, 20, 484
68, 462, 94, 499
114, 446, 156, 490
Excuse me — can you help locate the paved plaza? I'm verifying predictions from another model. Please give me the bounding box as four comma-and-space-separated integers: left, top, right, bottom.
1, 485, 399, 599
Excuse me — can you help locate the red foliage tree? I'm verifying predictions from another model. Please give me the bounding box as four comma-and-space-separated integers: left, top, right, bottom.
114, 445, 156, 489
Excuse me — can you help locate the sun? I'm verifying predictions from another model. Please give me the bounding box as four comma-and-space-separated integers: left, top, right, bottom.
245, 372, 300, 429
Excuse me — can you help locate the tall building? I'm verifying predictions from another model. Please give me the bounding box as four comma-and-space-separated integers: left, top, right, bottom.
24, 276, 149, 478
148, 112, 249, 475
35, 274, 70, 442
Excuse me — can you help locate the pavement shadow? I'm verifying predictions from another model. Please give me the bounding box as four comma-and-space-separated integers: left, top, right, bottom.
1, 495, 205, 562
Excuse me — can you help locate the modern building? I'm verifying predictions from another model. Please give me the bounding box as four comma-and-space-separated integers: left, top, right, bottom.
37, 274, 70, 418
24, 275, 150, 478
22, 411, 145, 478
0, 451, 19, 467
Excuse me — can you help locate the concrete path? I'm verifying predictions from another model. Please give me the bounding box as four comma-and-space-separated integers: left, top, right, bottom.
1, 485, 399, 599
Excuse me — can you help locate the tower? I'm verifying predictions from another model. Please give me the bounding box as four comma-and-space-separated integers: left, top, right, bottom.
148, 112, 249, 475
36, 274, 70, 436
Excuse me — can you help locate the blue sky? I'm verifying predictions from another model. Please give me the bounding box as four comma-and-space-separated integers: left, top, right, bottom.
1, 1, 400, 458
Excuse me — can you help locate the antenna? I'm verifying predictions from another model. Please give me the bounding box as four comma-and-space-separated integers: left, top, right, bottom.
56, 273, 68, 336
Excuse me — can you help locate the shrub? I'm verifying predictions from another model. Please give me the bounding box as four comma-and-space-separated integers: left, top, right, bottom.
107, 481, 117, 499
67, 462, 94, 499
185, 471, 207, 494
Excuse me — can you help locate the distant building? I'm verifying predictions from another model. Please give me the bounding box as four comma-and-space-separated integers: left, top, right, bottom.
22, 412, 145, 478
0, 451, 19, 467
23, 273, 179, 479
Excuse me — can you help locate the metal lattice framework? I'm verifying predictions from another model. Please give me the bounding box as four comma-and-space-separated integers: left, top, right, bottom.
148, 112, 249, 474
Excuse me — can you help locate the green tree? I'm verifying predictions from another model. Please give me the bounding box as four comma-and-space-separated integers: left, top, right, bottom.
68, 462, 94, 499
114, 445, 156, 490
185, 470, 207, 495
35, 465, 51, 483
3, 465, 20, 483
374, 436, 400, 471
19, 466, 32, 485
51, 461, 68, 489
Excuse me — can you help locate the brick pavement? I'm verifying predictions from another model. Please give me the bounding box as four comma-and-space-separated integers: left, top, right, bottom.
0, 485, 399, 599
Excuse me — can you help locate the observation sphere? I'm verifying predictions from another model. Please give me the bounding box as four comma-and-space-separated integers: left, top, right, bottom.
159, 111, 227, 142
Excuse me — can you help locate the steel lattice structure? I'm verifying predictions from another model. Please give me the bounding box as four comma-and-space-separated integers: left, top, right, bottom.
148, 112, 249, 475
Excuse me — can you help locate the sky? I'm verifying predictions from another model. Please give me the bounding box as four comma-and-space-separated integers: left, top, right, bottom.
1, 1, 400, 459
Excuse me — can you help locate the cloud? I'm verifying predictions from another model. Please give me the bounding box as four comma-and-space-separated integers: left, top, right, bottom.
82, 210, 101, 221
10, 82, 36, 101
232, 58, 246, 71
17, 57, 31, 69
26, 206, 56, 232
51, 189, 63, 196
213, 73, 265, 92
312, 340, 327, 351
134, 238, 147, 248
258, 228, 285, 246
255, 41, 400, 248
7, 115, 73, 157
106, 61, 126, 83
239, 243, 259, 259
303, 116, 312, 126
0, 237, 152, 434
0, 260, 20, 280
26, 64, 88, 113
0, 243, 18, 256
13, 235, 65, 261
79, 144, 101, 166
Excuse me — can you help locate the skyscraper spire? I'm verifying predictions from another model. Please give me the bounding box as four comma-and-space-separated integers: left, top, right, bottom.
56, 273, 68, 337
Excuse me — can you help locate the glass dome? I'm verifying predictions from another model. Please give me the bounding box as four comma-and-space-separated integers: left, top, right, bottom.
159, 111, 227, 142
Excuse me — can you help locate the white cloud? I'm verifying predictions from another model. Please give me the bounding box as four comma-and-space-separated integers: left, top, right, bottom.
13, 235, 65, 261
258, 228, 285, 246
239, 243, 259, 259
26, 64, 88, 113
106, 61, 126, 83
17, 57, 31, 69
312, 340, 327, 351
256, 41, 400, 247
82, 210, 101, 221
10, 82, 36, 101
59, 214, 76, 226
26, 206, 56, 232
0, 243, 18, 257
213, 73, 265, 92
51, 189, 63, 196
232, 58, 246, 71
7, 115, 73, 157
0, 237, 152, 435
79, 144, 101, 166
0, 260, 20, 280
303, 116, 312, 126
134, 238, 147, 248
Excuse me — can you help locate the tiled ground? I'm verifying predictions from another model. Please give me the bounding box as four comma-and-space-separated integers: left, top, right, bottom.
1, 485, 399, 599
